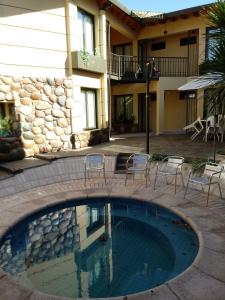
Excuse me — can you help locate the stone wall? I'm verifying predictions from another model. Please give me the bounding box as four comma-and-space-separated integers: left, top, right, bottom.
0, 206, 80, 275
72, 128, 109, 149
0, 75, 73, 157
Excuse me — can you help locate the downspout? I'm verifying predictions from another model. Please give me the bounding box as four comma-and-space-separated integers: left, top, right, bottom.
65, 0, 74, 145
65, 0, 73, 76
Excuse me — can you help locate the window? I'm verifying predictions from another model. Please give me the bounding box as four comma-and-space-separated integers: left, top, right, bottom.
78, 8, 95, 54
151, 41, 166, 51
180, 36, 197, 46
86, 205, 104, 236
113, 43, 132, 56
179, 91, 196, 100
114, 95, 133, 123
206, 27, 219, 60
81, 89, 97, 130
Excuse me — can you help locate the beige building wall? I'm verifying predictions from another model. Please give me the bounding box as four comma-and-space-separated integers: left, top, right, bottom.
139, 15, 208, 64
70, 0, 108, 132
164, 90, 187, 131
0, 0, 68, 77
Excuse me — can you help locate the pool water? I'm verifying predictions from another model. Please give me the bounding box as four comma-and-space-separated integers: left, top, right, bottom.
0, 197, 198, 298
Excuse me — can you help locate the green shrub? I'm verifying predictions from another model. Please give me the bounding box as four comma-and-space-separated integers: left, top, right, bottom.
0, 117, 12, 137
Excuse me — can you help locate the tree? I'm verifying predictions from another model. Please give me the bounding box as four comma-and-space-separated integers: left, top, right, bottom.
199, 0, 225, 160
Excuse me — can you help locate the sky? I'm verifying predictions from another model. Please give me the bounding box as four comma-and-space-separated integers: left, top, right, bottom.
120, 0, 216, 13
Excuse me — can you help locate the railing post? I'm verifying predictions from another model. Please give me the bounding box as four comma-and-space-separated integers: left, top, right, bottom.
118, 55, 121, 78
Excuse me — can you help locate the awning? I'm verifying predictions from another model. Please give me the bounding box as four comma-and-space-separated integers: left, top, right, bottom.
178, 73, 223, 91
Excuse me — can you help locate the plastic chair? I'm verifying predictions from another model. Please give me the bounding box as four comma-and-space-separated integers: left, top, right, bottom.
183, 117, 204, 140
84, 153, 106, 185
184, 162, 223, 206
154, 156, 184, 193
125, 153, 151, 187
204, 115, 221, 142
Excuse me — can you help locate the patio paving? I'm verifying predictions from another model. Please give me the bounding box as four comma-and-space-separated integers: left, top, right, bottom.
1, 133, 225, 177
0, 156, 225, 299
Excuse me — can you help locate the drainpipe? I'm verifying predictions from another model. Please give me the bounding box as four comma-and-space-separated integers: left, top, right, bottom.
65, 0, 73, 76
65, 0, 74, 143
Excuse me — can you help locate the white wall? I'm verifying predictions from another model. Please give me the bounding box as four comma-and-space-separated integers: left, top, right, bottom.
0, 0, 68, 77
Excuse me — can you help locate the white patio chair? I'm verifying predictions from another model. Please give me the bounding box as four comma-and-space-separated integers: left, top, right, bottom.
154, 156, 184, 193
125, 153, 151, 187
183, 117, 204, 140
84, 153, 106, 185
204, 115, 221, 142
184, 162, 223, 206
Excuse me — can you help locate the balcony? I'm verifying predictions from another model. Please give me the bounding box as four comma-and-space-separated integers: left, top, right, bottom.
108, 53, 198, 82
72, 51, 107, 74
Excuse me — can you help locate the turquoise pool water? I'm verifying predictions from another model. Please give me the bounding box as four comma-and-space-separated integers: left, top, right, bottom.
0, 197, 198, 298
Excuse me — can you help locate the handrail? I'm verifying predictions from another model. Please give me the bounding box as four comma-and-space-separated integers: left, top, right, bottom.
109, 53, 198, 79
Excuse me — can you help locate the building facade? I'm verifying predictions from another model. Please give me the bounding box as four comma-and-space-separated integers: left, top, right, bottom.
0, 0, 213, 158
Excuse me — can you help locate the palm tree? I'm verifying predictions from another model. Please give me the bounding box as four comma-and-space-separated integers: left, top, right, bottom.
199, 0, 225, 160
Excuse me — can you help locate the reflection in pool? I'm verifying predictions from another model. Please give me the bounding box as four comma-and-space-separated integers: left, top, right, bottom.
0, 197, 198, 298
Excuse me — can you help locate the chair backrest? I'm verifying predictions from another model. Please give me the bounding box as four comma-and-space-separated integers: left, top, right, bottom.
85, 153, 104, 169
184, 117, 203, 131
206, 115, 215, 127
203, 163, 223, 178
128, 153, 151, 168
166, 156, 184, 170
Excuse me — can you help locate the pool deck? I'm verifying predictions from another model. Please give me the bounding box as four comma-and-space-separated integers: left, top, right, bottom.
0, 155, 225, 299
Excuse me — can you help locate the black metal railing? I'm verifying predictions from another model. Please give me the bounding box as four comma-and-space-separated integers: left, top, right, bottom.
108, 53, 198, 80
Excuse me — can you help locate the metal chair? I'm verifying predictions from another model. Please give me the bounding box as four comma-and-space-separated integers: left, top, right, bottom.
125, 153, 151, 187
184, 162, 223, 206
154, 156, 184, 193
183, 117, 204, 140
84, 153, 106, 185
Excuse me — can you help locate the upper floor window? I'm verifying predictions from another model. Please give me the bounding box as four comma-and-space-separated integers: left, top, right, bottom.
206, 27, 219, 60
151, 41, 166, 51
113, 43, 132, 56
81, 89, 97, 130
180, 36, 197, 46
78, 9, 95, 54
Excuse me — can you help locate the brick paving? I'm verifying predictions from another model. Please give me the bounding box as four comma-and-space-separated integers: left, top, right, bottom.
0, 156, 225, 299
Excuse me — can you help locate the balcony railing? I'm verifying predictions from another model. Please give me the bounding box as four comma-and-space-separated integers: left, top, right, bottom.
108, 53, 198, 81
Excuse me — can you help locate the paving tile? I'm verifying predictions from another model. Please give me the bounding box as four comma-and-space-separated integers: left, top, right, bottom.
200, 231, 225, 253
29, 291, 71, 300
168, 267, 225, 300
0, 276, 33, 300
125, 284, 180, 300
194, 246, 225, 283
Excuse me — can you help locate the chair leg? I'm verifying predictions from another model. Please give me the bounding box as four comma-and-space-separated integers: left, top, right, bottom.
145, 170, 148, 187
206, 184, 211, 206
184, 179, 190, 199
125, 172, 128, 186
154, 172, 158, 190
181, 173, 185, 187
175, 174, 177, 194
103, 167, 107, 185
218, 182, 223, 199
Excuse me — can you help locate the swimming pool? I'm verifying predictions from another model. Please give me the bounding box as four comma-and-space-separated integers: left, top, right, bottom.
0, 197, 198, 298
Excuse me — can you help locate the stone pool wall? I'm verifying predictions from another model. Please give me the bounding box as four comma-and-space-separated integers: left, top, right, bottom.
0, 206, 80, 274
0, 75, 73, 157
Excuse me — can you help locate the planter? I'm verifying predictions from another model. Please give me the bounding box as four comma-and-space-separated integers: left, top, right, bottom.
72, 51, 107, 74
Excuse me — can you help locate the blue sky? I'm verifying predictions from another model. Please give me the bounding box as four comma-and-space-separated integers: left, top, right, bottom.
120, 0, 216, 13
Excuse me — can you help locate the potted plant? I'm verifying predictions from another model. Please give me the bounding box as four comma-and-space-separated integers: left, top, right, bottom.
0, 117, 12, 137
